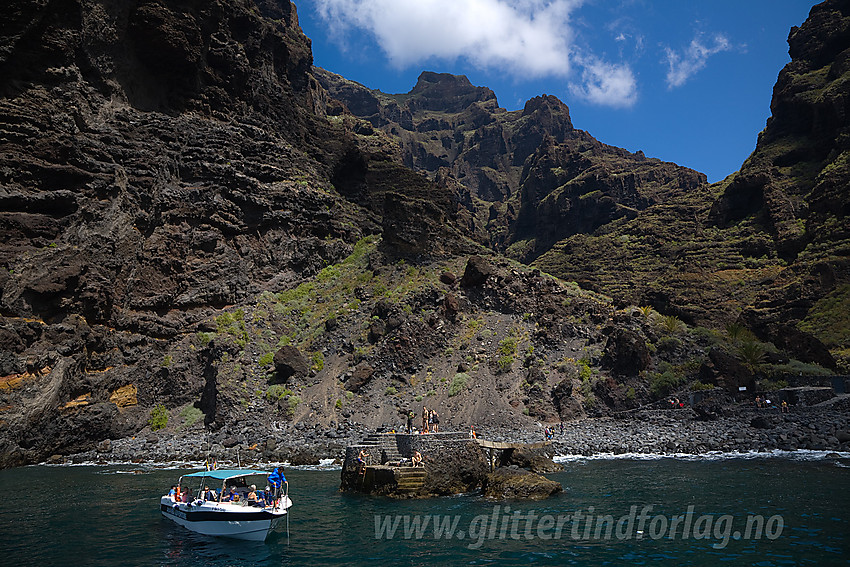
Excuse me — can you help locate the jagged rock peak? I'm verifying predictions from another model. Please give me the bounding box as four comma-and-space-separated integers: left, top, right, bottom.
521, 94, 573, 129
406, 71, 498, 112
787, 0, 850, 67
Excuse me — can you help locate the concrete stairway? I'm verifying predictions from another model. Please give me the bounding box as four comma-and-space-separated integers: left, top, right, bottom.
359, 433, 403, 463
393, 467, 427, 493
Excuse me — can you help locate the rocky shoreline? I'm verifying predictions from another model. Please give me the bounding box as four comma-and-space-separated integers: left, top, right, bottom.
55, 401, 850, 467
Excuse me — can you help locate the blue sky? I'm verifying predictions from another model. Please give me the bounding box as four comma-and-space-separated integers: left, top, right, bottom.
298, 1, 815, 182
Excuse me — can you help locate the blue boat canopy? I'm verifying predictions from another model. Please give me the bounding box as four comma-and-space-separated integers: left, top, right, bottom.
182, 469, 270, 480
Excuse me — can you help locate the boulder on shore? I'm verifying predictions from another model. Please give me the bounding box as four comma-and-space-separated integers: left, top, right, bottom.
482, 467, 562, 500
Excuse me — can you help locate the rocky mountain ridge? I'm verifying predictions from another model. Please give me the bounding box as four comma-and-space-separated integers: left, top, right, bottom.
536, 0, 850, 369
315, 68, 706, 261
316, 1, 850, 370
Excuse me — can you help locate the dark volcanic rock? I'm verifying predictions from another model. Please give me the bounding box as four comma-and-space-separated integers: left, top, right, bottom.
740, 312, 837, 370
528, 0, 850, 365
317, 69, 705, 261
368, 319, 387, 343
0, 0, 365, 463
3, 0, 850, 469
750, 416, 774, 430
499, 446, 563, 474
273, 346, 309, 383
551, 378, 584, 421
345, 363, 375, 393
601, 328, 650, 377
286, 447, 322, 466
482, 467, 563, 500
460, 256, 498, 287
699, 348, 754, 393
422, 441, 489, 496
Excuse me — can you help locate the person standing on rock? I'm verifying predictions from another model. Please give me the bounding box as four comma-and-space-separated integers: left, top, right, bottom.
422, 405, 429, 433
407, 410, 414, 434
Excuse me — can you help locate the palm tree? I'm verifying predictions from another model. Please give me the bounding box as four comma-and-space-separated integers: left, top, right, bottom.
661, 315, 684, 335
736, 339, 765, 371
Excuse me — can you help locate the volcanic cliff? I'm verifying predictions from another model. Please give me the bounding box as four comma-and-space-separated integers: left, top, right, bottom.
0, 0, 847, 468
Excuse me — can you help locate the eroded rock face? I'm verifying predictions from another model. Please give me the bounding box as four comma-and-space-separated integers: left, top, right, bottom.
698, 349, 754, 394
0, 0, 453, 464
552, 379, 584, 421
315, 68, 706, 261
3, 0, 849, 469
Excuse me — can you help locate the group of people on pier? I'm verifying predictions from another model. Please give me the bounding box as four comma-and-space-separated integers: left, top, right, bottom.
404, 406, 441, 434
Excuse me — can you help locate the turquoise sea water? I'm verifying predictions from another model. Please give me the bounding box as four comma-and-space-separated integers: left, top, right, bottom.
0, 454, 847, 566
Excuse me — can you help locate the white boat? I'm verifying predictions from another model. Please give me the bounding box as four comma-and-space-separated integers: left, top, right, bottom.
160, 468, 292, 541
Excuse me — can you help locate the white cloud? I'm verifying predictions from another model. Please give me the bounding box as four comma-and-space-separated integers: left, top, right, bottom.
313, 0, 582, 77
313, 0, 642, 108
570, 58, 637, 108
664, 33, 731, 89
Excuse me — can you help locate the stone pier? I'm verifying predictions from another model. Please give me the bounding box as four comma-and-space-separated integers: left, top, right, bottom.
340, 431, 486, 497
340, 432, 560, 499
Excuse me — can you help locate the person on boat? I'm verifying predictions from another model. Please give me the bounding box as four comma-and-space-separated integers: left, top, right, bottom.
181, 488, 193, 503
256, 487, 269, 507
222, 485, 238, 502
168, 485, 178, 501
267, 468, 287, 507
247, 485, 259, 505
202, 486, 216, 501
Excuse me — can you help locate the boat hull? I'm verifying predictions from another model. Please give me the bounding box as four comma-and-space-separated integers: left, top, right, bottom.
160, 497, 290, 541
